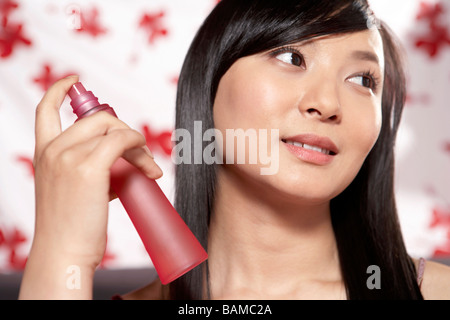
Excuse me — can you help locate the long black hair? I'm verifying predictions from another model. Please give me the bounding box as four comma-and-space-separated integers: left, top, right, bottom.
171, 0, 423, 299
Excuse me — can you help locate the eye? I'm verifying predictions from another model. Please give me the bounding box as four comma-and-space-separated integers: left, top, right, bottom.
271, 47, 305, 68
348, 71, 379, 92
276, 52, 304, 67
348, 75, 372, 88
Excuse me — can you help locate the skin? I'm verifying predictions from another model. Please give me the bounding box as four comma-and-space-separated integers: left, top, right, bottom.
19, 75, 163, 299
208, 29, 384, 299
19, 29, 450, 299
213, 31, 384, 207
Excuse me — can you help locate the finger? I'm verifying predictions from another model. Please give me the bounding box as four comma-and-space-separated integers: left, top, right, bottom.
122, 146, 163, 179
85, 129, 163, 178
34, 75, 79, 158
48, 110, 130, 155
56, 128, 162, 182
57, 112, 162, 178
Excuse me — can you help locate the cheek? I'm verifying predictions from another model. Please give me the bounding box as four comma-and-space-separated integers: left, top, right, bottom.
333, 103, 381, 195
213, 60, 287, 172
341, 102, 382, 175
354, 106, 382, 156
213, 57, 293, 134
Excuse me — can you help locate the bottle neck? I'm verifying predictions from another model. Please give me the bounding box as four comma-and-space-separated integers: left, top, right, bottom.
76, 103, 117, 120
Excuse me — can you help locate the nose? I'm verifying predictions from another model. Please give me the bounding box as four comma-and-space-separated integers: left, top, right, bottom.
297, 75, 342, 123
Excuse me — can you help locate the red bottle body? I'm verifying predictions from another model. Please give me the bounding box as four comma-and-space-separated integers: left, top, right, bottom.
68, 82, 207, 284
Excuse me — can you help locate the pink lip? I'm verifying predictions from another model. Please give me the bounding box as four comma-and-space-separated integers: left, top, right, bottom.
282, 133, 339, 165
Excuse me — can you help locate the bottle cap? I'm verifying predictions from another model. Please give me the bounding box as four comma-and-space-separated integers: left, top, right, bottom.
68, 82, 101, 118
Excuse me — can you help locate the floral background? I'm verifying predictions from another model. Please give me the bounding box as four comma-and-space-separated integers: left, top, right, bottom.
0, 0, 449, 274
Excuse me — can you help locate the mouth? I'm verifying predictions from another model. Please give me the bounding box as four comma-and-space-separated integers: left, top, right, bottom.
281, 140, 337, 155
281, 134, 338, 165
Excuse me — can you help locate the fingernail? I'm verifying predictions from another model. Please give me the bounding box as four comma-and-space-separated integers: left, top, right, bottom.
155, 164, 164, 177
146, 163, 164, 179
143, 146, 154, 158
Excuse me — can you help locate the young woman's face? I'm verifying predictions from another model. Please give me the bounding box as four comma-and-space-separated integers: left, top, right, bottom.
213, 29, 384, 205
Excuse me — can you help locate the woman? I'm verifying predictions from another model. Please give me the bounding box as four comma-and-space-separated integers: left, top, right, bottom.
19, 0, 450, 299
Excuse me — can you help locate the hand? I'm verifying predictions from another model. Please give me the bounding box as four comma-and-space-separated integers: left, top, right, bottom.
19, 75, 163, 299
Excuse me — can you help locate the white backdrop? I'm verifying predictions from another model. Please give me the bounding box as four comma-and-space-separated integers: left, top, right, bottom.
0, 0, 449, 273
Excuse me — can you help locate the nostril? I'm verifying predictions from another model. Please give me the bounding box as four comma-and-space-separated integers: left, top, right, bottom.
304, 107, 340, 122
307, 108, 321, 115
328, 115, 338, 121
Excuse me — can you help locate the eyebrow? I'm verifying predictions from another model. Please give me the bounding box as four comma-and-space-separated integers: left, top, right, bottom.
350, 50, 380, 65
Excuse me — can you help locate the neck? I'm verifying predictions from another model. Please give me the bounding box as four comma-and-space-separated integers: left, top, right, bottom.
207, 165, 342, 299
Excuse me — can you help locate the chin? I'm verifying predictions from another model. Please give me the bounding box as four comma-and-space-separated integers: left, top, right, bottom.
251, 168, 342, 207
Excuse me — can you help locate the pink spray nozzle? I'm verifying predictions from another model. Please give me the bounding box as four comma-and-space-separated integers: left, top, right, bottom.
68, 82, 88, 100
68, 82, 102, 118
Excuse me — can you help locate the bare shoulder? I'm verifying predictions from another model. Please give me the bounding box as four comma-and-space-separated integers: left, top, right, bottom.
120, 278, 170, 300
413, 258, 450, 300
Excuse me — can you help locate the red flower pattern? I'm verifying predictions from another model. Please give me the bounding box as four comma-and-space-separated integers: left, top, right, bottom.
413, 1, 450, 57
1, 0, 449, 274
15, 155, 34, 177
75, 6, 107, 37
32, 64, 77, 91
138, 11, 168, 44
141, 123, 173, 157
0, 227, 28, 271
0, 18, 31, 58
429, 207, 450, 258
0, 0, 18, 23
444, 141, 450, 155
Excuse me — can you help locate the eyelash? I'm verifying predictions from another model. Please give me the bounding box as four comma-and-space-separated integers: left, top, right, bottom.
357, 70, 380, 92
269, 45, 381, 92
269, 46, 305, 68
